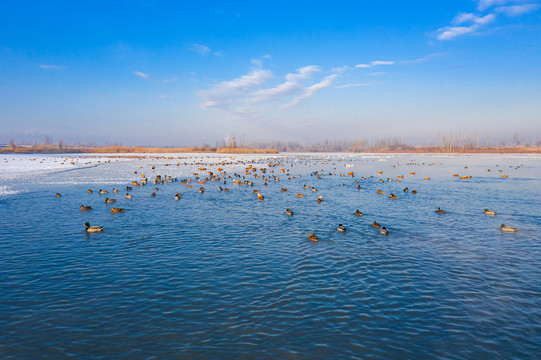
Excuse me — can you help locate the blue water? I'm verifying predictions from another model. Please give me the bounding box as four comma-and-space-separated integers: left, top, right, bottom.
1, 153, 540, 359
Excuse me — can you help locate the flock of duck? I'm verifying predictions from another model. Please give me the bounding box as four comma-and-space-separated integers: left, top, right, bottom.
51, 154, 522, 238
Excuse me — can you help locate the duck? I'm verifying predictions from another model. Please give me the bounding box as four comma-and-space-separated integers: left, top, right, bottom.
499, 224, 518, 232
372, 221, 381, 228
174, 194, 181, 200
257, 193, 264, 200
110, 207, 125, 213
312, 187, 317, 192
389, 193, 398, 199
435, 207, 446, 214
286, 209, 294, 216
377, 190, 384, 194
199, 187, 205, 193
337, 224, 347, 232
281, 188, 288, 192
412, 189, 417, 194
87, 189, 93, 194
218, 186, 223, 191
308, 232, 319, 242
105, 198, 116, 203
85, 222, 103, 233
403, 187, 409, 192
126, 186, 132, 191
80, 205, 93, 211
55, 193, 61, 197
297, 193, 304, 198
380, 227, 389, 235
99, 189, 108, 194
354, 210, 363, 216
112, 188, 119, 193
150, 192, 156, 197
317, 196, 323, 202
483, 209, 497, 216
125, 193, 133, 199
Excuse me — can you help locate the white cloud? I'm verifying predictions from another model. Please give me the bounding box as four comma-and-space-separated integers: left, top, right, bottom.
283, 74, 337, 109
437, 24, 480, 40
156, 94, 173, 101
39, 64, 66, 70
162, 76, 178, 83
478, 0, 514, 11
355, 60, 394, 68
368, 72, 386, 76
252, 65, 320, 103
495, 3, 540, 16
371, 60, 395, 66
336, 82, 372, 88
134, 71, 150, 79
190, 43, 211, 55
454, 13, 496, 24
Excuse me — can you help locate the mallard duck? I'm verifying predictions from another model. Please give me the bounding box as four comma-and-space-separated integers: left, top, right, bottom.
85, 222, 103, 233
199, 187, 205, 193
317, 196, 323, 202
435, 207, 446, 214
372, 221, 381, 228
87, 189, 93, 194
297, 193, 304, 198
80, 205, 92, 211
312, 187, 317, 192
389, 193, 398, 199
484, 209, 497, 216
281, 188, 288, 192
150, 192, 156, 197
500, 224, 518, 232
403, 187, 409, 192
55, 193, 61, 197
380, 227, 389, 235
218, 186, 223, 191
337, 224, 346, 232
105, 198, 116, 203
308, 232, 319, 242
354, 210, 363, 216
377, 190, 384, 194
126, 186, 132, 191
258, 193, 264, 200
125, 193, 133, 199
412, 189, 417, 194
112, 188, 119, 193
286, 209, 294, 216
99, 189, 108, 194
111, 207, 125, 213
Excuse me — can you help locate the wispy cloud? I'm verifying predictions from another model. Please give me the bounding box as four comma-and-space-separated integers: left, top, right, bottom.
283, 74, 337, 109
402, 52, 447, 64
39, 64, 66, 70
355, 60, 395, 68
368, 72, 386, 76
336, 82, 372, 88
162, 76, 178, 83
495, 3, 540, 16
156, 94, 173, 101
437, 0, 540, 40
134, 71, 150, 79
252, 65, 320, 102
190, 43, 211, 55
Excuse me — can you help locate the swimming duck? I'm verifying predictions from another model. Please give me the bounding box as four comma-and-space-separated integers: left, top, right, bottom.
105, 198, 116, 203
297, 193, 304, 198
99, 189, 108, 194
380, 227, 389, 235
126, 186, 132, 191
87, 189, 93, 194
317, 196, 323, 202
354, 210, 363, 216
377, 190, 384, 194
435, 207, 446, 214
150, 192, 156, 197
483, 209, 497, 216
218, 186, 223, 191
389, 193, 398, 199
126, 194, 133, 199
372, 221, 381, 228
312, 187, 317, 192
110, 207, 125, 213
308, 232, 319, 242
499, 224, 518, 232
412, 189, 417, 194
258, 193, 264, 200
403, 187, 409, 192
286, 209, 294, 216
174, 194, 181, 200
199, 187, 205, 193
80, 205, 92, 211
281, 188, 288, 192
55, 193, 61, 197
112, 188, 119, 193
85, 222, 103, 233
337, 224, 347, 232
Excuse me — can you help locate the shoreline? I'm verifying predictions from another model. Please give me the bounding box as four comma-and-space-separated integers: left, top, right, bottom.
1, 145, 540, 155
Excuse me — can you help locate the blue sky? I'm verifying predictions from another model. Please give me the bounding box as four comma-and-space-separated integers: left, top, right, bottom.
1, 0, 540, 146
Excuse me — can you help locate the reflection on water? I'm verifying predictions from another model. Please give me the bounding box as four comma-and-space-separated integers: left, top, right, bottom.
1, 153, 540, 359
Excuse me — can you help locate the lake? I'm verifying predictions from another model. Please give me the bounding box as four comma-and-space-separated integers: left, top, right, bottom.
1, 152, 540, 359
